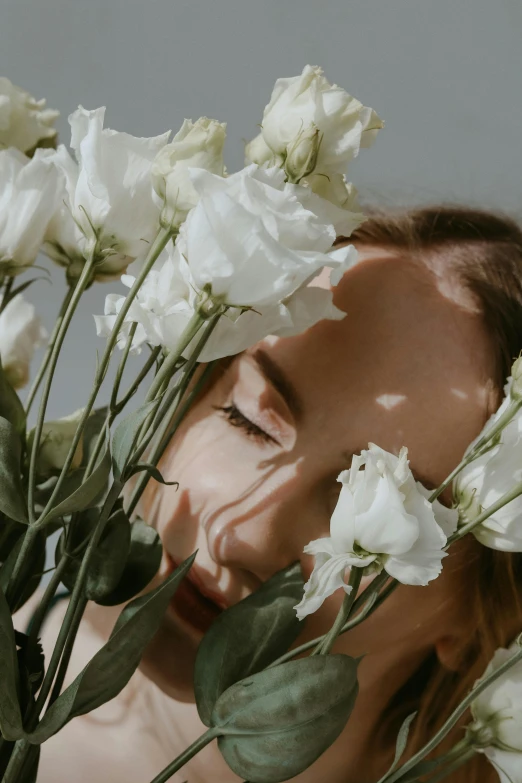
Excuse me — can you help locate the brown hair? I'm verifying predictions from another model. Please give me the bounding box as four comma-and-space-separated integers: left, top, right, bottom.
347, 206, 522, 782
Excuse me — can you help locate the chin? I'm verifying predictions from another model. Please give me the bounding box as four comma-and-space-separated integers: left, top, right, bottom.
139, 615, 200, 702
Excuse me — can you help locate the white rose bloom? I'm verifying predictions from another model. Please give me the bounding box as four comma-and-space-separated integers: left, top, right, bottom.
294, 444, 448, 620
0, 77, 58, 154
181, 164, 356, 308
45, 107, 170, 282
0, 293, 47, 389
455, 377, 522, 552
151, 117, 226, 230
95, 240, 351, 363
43, 144, 88, 282
470, 644, 522, 783
0, 147, 62, 276
32, 408, 85, 475
246, 65, 383, 177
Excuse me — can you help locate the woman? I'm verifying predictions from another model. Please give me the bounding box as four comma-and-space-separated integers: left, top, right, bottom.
18, 205, 522, 783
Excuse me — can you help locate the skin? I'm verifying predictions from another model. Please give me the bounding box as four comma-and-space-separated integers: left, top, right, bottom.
22, 245, 499, 783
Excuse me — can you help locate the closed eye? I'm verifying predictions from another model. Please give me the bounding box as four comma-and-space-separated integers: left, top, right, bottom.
214, 403, 279, 445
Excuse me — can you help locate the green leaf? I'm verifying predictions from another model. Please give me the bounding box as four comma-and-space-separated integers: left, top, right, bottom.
0, 531, 45, 612
56, 506, 131, 602
96, 518, 163, 606
0, 516, 25, 562
0, 418, 27, 524
28, 553, 196, 743
127, 463, 178, 487
0, 360, 25, 435
0, 584, 23, 741
211, 655, 359, 783
85, 508, 130, 601
111, 400, 159, 480
386, 711, 418, 775
195, 563, 304, 726
38, 449, 112, 526
81, 407, 109, 467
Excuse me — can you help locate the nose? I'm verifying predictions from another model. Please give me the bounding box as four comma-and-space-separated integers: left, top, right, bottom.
203, 465, 329, 583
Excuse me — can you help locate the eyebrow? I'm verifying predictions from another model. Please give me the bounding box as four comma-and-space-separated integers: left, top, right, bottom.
251, 349, 303, 419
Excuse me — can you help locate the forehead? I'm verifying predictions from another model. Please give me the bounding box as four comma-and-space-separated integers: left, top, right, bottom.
260, 251, 496, 486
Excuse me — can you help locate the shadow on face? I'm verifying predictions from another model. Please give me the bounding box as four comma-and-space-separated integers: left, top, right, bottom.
139, 246, 497, 700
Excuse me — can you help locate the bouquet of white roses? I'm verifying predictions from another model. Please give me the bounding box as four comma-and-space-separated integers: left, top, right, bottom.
0, 67, 521, 783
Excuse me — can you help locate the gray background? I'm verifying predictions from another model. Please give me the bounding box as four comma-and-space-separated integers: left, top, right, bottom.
1, 0, 522, 416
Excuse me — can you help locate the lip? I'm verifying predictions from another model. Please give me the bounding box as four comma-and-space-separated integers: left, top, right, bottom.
166, 555, 228, 636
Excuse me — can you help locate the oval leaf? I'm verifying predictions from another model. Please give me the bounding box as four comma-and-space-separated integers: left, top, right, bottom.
85, 508, 131, 601
0, 584, 23, 741
28, 553, 196, 743
0, 418, 27, 524
38, 449, 112, 526
96, 518, 163, 606
195, 562, 304, 726
0, 530, 46, 612
56, 507, 131, 602
111, 400, 159, 479
212, 655, 359, 783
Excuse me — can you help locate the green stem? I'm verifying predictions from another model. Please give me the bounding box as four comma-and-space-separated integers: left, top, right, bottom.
5, 525, 40, 609
27, 255, 96, 524
269, 572, 391, 668
25, 285, 75, 415
125, 319, 220, 517
143, 311, 206, 405
27, 481, 122, 730
148, 729, 219, 783
37, 227, 172, 524
27, 554, 69, 648
110, 322, 138, 410
2, 738, 30, 783
380, 643, 522, 783
429, 401, 521, 503
423, 745, 475, 783
47, 595, 88, 706
448, 478, 522, 545
115, 346, 162, 412
314, 568, 363, 655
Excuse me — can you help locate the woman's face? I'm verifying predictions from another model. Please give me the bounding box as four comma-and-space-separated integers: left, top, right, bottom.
139, 246, 497, 702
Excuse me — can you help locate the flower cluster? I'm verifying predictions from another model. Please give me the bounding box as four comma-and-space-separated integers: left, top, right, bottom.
95, 165, 359, 360
245, 65, 382, 230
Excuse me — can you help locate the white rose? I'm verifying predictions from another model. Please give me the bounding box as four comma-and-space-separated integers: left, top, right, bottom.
180, 164, 355, 308
0, 77, 58, 154
455, 378, 522, 552
48, 106, 170, 281
470, 644, 522, 783
31, 408, 85, 475
0, 293, 47, 389
95, 240, 353, 363
294, 444, 448, 620
151, 117, 226, 229
0, 147, 62, 276
246, 65, 383, 178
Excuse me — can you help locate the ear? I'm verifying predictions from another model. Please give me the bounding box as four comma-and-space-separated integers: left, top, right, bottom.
434, 634, 466, 673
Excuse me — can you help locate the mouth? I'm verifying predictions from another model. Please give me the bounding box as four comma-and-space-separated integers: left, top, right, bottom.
166, 555, 228, 636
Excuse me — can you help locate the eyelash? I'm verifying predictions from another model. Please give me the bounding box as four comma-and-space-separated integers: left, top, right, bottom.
215, 403, 277, 445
